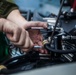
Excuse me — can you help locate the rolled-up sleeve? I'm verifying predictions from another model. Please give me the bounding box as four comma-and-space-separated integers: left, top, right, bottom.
7, 0, 14, 3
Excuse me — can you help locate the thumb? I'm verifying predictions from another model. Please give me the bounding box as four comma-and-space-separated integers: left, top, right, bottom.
24, 21, 47, 29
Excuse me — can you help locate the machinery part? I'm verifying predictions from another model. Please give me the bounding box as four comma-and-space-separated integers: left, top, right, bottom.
34, 46, 43, 49
49, 0, 65, 45
0, 65, 7, 70
44, 44, 76, 54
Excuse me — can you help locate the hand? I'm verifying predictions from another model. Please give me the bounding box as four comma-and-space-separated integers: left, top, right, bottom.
7, 9, 48, 53
24, 21, 48, 54
0, 18, 34, 52
28, 29, 48, 54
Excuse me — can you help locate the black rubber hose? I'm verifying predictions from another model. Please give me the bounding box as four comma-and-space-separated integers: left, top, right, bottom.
0, 68, 16, 74
45, 44, 76, 54
2, 55, 26, 65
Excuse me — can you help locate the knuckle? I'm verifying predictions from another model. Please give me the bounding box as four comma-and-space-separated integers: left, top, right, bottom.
13, 38, 18, 42
0, 18, 5, 23
4, 20, 10, 25
22, 49, 29, 52
19, 41, 24, 46
36, 21, 39, 24
3, 19, 10, 25
36, 22, 39, 26
13, 35, 19, 42
24, 46, 30, 49
15, 26, 21, 31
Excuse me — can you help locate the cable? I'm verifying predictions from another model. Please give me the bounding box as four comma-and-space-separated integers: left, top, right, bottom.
0, 55, 26, 74
0, 51, 40, 74
45, 44, 76, 54
0, 68, 17, 74
65, 41, 76, 49
49, 0, 65, 45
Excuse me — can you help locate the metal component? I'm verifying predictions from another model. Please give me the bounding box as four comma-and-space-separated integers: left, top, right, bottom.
61, 40, 74, 62
0, 65, 7, 70
33, 46, 43, 49
30, 27, 44, 30
43, 18, 56, 24
62, 35, 76, 40
40, 57, 50, 60
62, 54, 73, 62
49, 0, 65, 45
42, 40, 48, 45
47, 23, 53, 30
39, 53, 51, 56
68, 54, 74, 57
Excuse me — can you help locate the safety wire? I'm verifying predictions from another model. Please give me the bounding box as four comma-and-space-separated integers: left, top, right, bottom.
49, 0, 65, 45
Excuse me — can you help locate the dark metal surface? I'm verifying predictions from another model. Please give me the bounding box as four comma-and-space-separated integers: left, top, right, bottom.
12, 62, 76, 75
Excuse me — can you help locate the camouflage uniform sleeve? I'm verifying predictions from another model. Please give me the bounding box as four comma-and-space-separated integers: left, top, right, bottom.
7, 0, 14, 3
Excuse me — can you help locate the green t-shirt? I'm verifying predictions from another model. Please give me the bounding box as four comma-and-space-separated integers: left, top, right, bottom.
0, 0, 14, 63
0, 33, 10, 63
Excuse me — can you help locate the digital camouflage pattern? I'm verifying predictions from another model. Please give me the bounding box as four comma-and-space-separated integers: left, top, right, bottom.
7, 0, 14, 3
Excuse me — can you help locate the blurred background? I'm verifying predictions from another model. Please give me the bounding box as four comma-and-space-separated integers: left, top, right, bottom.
13, 0, 60, 16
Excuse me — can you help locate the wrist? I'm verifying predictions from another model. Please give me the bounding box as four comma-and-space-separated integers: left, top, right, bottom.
7, 9, 28, 28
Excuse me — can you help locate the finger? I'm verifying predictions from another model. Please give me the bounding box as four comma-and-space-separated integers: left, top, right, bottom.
11, 29, 26, 46
6, 26, 21, 42
38, 41, 43, 47
22, 31, 30, 49
29, 38, 34, 49
13, 27, 22, 42
25, 21, 47, 29
22, 39, 34, 52
22, 49, 29, 52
